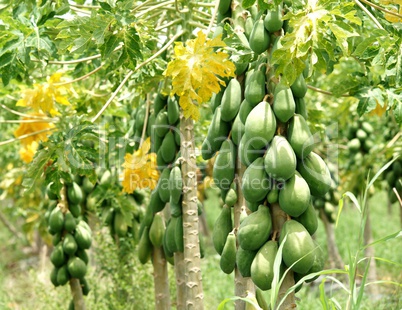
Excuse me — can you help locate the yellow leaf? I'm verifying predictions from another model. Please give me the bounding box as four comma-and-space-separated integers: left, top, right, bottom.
14, 113, 55, 146
19, 141, 39, 163
164, 31, 236, 121
369, 102, 387, 117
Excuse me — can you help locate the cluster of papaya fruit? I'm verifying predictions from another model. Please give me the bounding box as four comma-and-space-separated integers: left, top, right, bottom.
208, 0, 332, 292
45, 181, 91, 299
345, 120, 375, 168
385, 158, 402, 204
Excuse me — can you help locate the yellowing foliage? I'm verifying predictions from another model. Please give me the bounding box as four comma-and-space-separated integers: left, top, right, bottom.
17, 72, 71, 116
121, 138, 160, 194
14, 113, 55, 146
380, 0, 402, 22
19, 141, 39, 163
164, 31, 236, 121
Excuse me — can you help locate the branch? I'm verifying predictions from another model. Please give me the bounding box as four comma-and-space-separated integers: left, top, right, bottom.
91, 30, 185, 123
53, 65, 104, 86
155, 18, 182, 32
140, 95, 151, 147
0, 119, 57, 124
307, 85, 350, 97
206, 0, 219, 35
70, 3, 100, 9
0, 128, 56, 146
355, 0, 385, 30
137, 0, 176, 17
359, 0, 402, 19
392, 187, 402, 208
0, 103, 54, 119
0, 209, 25, 240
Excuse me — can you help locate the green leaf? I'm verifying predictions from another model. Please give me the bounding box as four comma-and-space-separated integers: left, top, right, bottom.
121, 26, 142, 68
394, 102, 402, 125
0, 52, 14, 68
242, 0, 256, 9
356, 87, 384, 116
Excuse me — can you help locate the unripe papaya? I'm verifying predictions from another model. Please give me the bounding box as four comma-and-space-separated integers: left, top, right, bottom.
63, 233, 78, 256
57, 265, 70, 286
213, 140, 236, 191
224, 187, 237, 207
239, 99, 254, 124
154, 93, 168, 115
264, 5, 283, 32
361, 122, 374, 134
238, 205, 272, 251
267, 189, 279, 204
305, 241, 325, 281
231, 114, 245, 146
160, 131, 176, 163
279, 220, 315, 274
135, 105, 146, 132
167, 96, 180, 125
155, 111, 169, 138
245, 16, 254, 39
49, 207, 64, 233
149, 189, 165, 213
165, 217, 179, 254
50, 267, 59, 287
76, 249, 89, 265
46, 182, 58, 200
146, 113, 156, 137
238, 134, 265, 167
212, 205, 232, 255
75, 222, 92, 249
273, 83, 295, 123
297, 151, 331, 197
114, 211, 128, 237
249, 19, 270, 55
220, 232, 237, 274
64, 212, 77, 232
347, 138, 361, 152
291, 74, 308, 98
294, 203, 318, 235
169, 166, 182, 205
170, 197, 182, 218
100, 169, 112, 187
264, 135, 296, 181
218, 0, 231, 15
236, 247, 257, 277
295, 97, 308, 120
149, 213, 165, 247
67, 257, 87, 279
68, 182, 83, 205
51, 243, 66, 267
244, 70, 266, 107
242, 158, 271, 203
138, 226, 152, 264
250, 240, 278, 291
278, 172, 310, 217
52, 232, 61, 246
210, 90, 224, 113
221, 78, 242, 122
157, 168, 171, 203
174, 216, 184, 253
80, 277, 91, 296
245, 101, 276, 149
288, 114, 314, 159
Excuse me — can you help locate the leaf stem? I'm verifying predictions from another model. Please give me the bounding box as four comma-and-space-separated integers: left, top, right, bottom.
0, 119, 57, 124
70, 6, 91, 16
53, 64, 104, 86
140, 95, 151, 147
206, 0, 219, 35
137, 1, 176, 17
91, 30, 185, 123
194, 2, 216, 8
359, 0, 402, 19
307, 85, 350, 97
70, 3, 100, 9
0, 103, 53, 119
192, 14, 213, 24
354, 0, 385, 30
0, 128, 56, 146
155, 18, 182, 32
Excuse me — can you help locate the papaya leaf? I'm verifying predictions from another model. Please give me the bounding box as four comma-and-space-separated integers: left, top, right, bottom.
394, 102, 402, 125
366, 156, 397, 190
241, 0, 256, 9
356, 87, 384, 116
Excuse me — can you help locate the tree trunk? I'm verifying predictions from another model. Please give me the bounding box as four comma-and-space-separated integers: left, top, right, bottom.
152, 246, 171, 310
70, 278, 86, 310
180, 116, 204, 309
363, 210, 378, 296
174, 250, 186, 309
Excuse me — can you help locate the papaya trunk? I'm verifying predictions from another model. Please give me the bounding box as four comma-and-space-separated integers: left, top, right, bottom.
234, 160, 256, 310
363, 210, 378, 296
180, 115, 204, 309
174, 252, 186, 310
271, 203, 296, 310
152, 246, 171, 310
70, 278, 86, 310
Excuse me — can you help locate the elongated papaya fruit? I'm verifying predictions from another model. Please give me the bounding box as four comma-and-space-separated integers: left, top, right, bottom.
250, 240, 278, 291
242, 157, 271, 203
212, 205, 232, 255
264, 135, 296, 181
244, 70, 266, 107
245, 101, 276, 149
149, 213, 165, 247
287, 114, 314, 159
278, 172, 310, 217
221, 78, 242, 122
213, 139, 236, 191
264, 4, 283, 33
220, 232, 237, 274
249, 19, 270, 55
272, 83, 295, 123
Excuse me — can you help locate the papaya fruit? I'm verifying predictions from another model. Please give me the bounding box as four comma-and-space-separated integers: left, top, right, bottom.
250, 240, 278, 291
278, 172, 310, 217
244, 101, 276, 149
242, 157, 271, 203
305, 241, 325, 282
213, 139, 236, 191
156, 168, 170, 203
267, 189, 279, 204
244, 16, 254, 39
220, 232, 237, 274
67, 257, 87, 279
149, 213, 164, 247
57, 265, 70, 285
67, 182, 83, 205
212, 205, 233, 255
231, 114, 245, 146
249, 19, 270, 55
51, 243, 66, 267
155, 111, 169, 138
50, 267, 59, 287
80, 277, 91, 296
291, 74, 307, 98
146, 113, 156, 138
264, 135, 296, 181
238, 205, 272, 251
100, 170, 112, 187
294, 203, 318, 235
235, 61, 248, 76
52, 232, 61, 246
82, 177, 94, 193
221, 78, 242, 122
63, 233, 78, 256
169, 166, 182, 205
236, 247, 257, 277
361, 122, 374, 134
239, 99, 254, 125
160, 131, 176, 163
154, 93, 168, 115
167, 96, 180, 125
297, 151, 331, 197
64, 212, 77, 232
244, 70, 266, 107
76, 249, 89, 265
218, 0, 231, 15
295, 97, 308, 120
165, 217, 179, 254
170, 197, 182, 218
174, 216, 184, 253
114, 211, 128, 237
264, 4, 283, 32
272, 83, 295, 123
356, 129, 367, 141
75, 222, 92, 249
347, 138, 361, 152
46, 182, 58, 200
49, 207, 64, 233
224, 187, 237, 207
149, 189, 166, 213
279, 220, 315, 274
135, 104, 146, 132
162, 220, 174, 258
138, 226, 152, 264
287, 114, 314, 159
255, 287, 269, 310
210, 90, 224, 113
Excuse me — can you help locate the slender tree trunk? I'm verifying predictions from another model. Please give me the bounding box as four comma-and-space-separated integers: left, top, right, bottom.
363, 210, 378, 296
180, 116, 204, 309
153, 246, 171, 310
271, 203, 296, 310
70, 278, 86, 310
174, 251, 186, 309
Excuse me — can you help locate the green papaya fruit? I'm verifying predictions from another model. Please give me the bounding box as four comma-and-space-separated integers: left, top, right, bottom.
238, 205, 272, 251
347, 138, 361, 152
251, 240, 278, 291
212, 205, 233, 255
267, 189, 279, 204
220, 232, 237, 274
101, 207, 114, 226
242, 158, 271, 203
135, 104, 146, 132
50, 267, 59, 287
278, 172, 310, 217
213, 139, 236, 191
157, 168, 171, 203
264, 135, 296, 181
291, 74, 307, 98
264, 4, 283, 32
244, 101, 276, 149
297, 151, 331, 197
165, 217, 179, 254
245, 16, 254, 39
82, 177, 94, 194
255, 287, 269, 310
162, 219, 174, 258
154, 93, 168, 115
279, 220, 315, 274
221, 78, 242, 122
155, 111, 169, 138
63, 233, 78, 256
67, 182, 83, 205
210, 90, 224, 113
224, 187, 237, 207
64, 212, 77, 232
149, 189, 166, 213
169, 166, 182, 205
74, 222, 92, 249
393, 160, 402, 176
100, 170, 112, 187
244, 70, 266, 107
249, 19, 270, 54
356, 129, 367, 141
146, 113, 156, 137
114, 211, 128, 237
294, 203, 318, 235
57, 265, 70, 286
174, 216, 184, 253
51, 243, 66, 267
46, 182, 58, 200
218, 0, 231, 15
238, 134, 265, 167
160, 131, 176, 163
235, 61, 249, 76
174, 128, 181, 146
67, 257, 87, 279
149, 213, 165, 247
313, 197, 325, 209
361, 121, 374, 134
80, 277, 91, 296
272, 83, 295, 123
236, 247, 257, 277
295, 97, 308, 120
305, 241, 325, 282
170, 196, 182, 218
231, 114, 245, 146
49, 207, 64, 233
288, 114, 314, 159
138, 226, 152, 264
239, 99, 254, 124
167, 96, 180, 125
52, 232, 62, 246
76, 249, 89, 265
